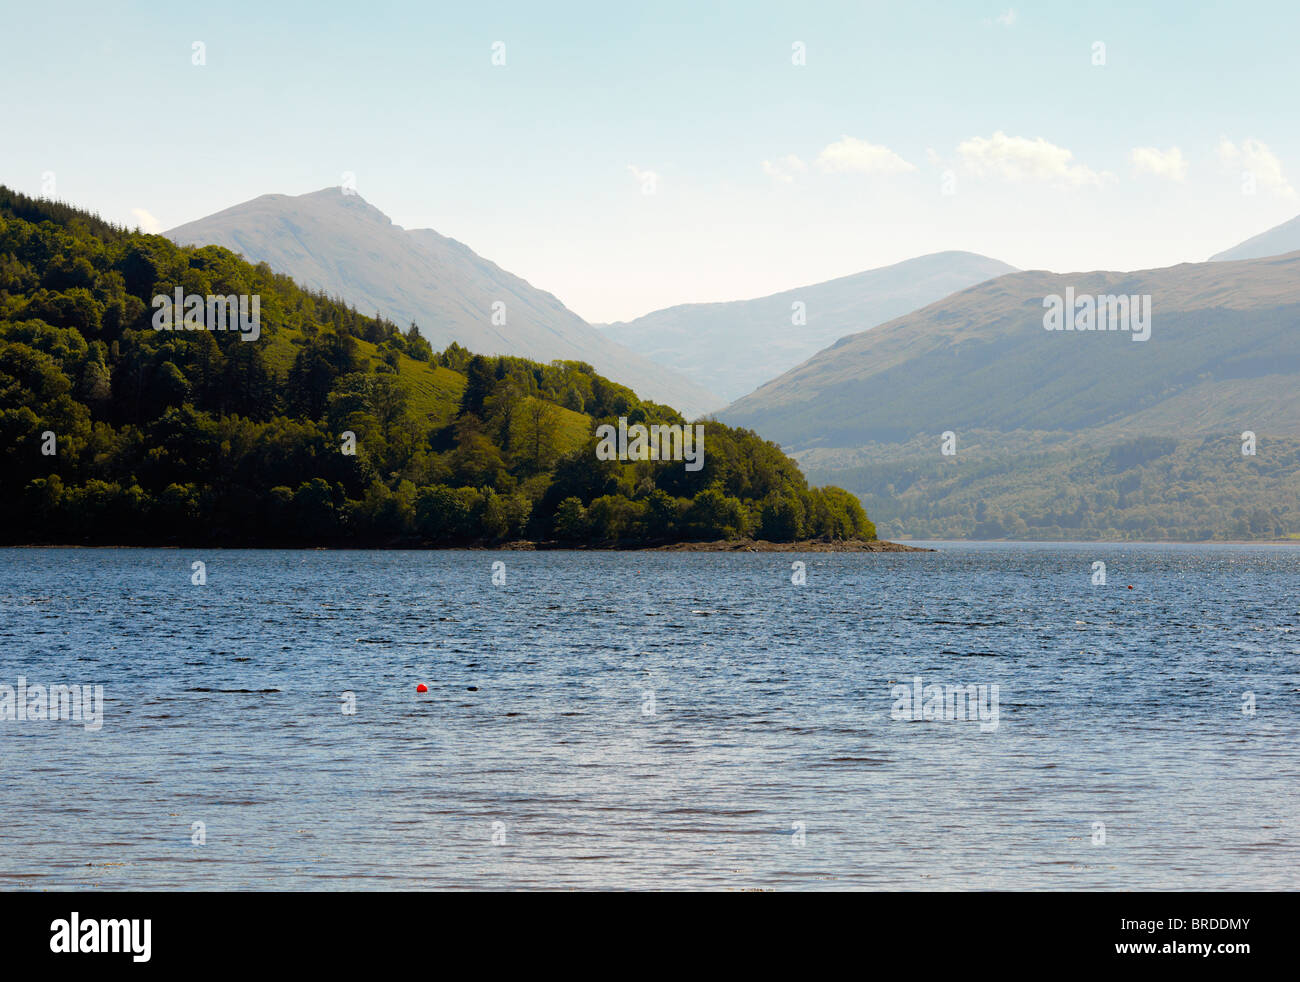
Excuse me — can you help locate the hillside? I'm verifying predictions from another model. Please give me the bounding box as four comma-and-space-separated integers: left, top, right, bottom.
167, 188, 721, 417
1211, 213, 1300, 261
0, 186, 871, 547
797, 431, 1300, 541
725, 254, 1300, 446
600, 251, 1016, 402
723, 253, 1300, 540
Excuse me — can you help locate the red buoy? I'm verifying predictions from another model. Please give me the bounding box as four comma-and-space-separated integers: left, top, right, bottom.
416, 683, 428, 693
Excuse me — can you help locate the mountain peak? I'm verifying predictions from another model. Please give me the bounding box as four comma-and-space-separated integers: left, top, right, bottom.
601, 251, 1017, 403
1211, 212, 1300, 262
297, 186, 398, 225
164, 190, 722, 416
722, 249, 1300, 447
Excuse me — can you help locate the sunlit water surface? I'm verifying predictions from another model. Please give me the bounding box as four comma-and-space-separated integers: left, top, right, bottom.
1, 543, 1296, 890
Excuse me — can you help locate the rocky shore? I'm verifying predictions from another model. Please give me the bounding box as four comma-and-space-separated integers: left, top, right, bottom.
651, 538, 933, 552
495, 538, 933, 552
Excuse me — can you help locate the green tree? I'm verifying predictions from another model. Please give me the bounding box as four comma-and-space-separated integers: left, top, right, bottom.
552, 496, 588, 540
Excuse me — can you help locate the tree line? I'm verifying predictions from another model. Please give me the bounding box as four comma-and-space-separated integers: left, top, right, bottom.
0, 186, 874, 546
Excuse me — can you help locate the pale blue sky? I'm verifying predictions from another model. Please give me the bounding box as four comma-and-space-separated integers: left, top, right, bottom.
3, 1, 1298, 322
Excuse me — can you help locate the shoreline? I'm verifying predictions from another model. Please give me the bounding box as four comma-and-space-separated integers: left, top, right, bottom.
894, 537, 1300, 547
6, 537, 1297, 549
3, 538, 930, 552
649, 538, 930, 552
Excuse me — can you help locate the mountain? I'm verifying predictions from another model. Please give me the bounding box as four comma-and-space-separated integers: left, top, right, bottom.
721, 252, 1300, 540
598, 251, 1017, 403
167, 188, 721, 416
1211, 213, 1300, 261
725, 253, 1300, 446
0, 184, 871, 547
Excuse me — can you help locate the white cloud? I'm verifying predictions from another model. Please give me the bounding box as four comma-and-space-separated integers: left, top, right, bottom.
762, 154, 807, 184
956, 131, 1113, 187
131, 208, 163, 233
996, 9, 1017, 27
1130, 146, 1188, 182
1217, 138, 1295, 198
816, 136, 916, 176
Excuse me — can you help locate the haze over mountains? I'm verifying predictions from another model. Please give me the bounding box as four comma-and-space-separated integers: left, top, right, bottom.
724, 252, 1300, 446
721, 251, 1300, 540
599, 251, 1016, 403
164, 187, 1299, 540
167, 189, 721, 417
1210, 211, 1300, 262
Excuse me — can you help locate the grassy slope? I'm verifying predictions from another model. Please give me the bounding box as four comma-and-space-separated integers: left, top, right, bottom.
723, 255, 1300, 446
263, 322, 588, 446
723, 253, 1300, 540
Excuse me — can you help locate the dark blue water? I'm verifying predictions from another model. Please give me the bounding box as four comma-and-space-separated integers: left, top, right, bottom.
1, 543, 1296, 890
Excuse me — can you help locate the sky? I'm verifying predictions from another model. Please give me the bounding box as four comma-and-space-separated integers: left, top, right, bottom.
3, 0, 1299, 323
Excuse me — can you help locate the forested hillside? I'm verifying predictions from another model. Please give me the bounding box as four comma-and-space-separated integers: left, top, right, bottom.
799, 432, 1300, 541
0, 187, 872, 547
724, 250, 1300, 541
166, 187, 722, 416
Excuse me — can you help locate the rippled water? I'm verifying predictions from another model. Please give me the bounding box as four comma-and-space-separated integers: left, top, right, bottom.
1, 544, 1297, 890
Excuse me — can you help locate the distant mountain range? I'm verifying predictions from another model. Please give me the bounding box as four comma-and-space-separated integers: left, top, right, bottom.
598, 251, 1016, 403
163, 188, 1300, 539
1211, 212, 1300, 262
723, 252, 1300, 446
167, 189, 721, 417
721, 252, 1300, 540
